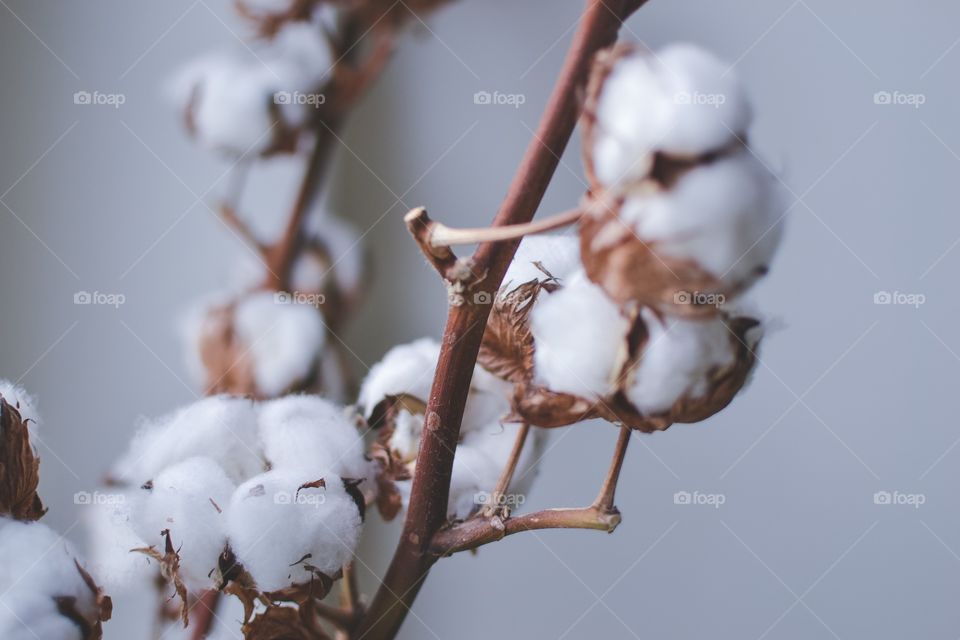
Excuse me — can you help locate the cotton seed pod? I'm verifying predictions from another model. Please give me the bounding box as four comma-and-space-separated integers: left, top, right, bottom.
0, 397, 44, 521
579, 43, 783, 315
479, 262, 762, 433
184, 291, 331, 399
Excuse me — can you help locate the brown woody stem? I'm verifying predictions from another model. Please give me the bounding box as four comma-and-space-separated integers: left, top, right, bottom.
354, 2, 643, 638
189, 591, 220, 640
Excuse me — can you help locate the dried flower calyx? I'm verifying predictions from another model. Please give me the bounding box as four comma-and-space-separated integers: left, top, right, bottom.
579, 43, 785, 315
0, 389, 44, 521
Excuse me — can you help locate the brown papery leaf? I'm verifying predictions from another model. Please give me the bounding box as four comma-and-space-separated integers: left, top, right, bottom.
242, 604, 325, 640
0, 398, 45, 521
478, 280, 545, 384
132, 529, 189, 627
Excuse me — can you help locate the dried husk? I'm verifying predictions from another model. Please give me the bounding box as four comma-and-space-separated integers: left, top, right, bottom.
0, 398, 45, 521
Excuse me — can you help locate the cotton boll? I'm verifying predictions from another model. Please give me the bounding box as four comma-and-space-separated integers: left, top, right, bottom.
502, 234, 582, 289
531, 271, 628, 399
621, 149, 784, 288
266, 21, 334, 93
0, 380, 39, 426
257, 395, 373, 484
111, 395, 262, 486
129, 457, 234, 592
387, 409, 424, 464
625, 310, 736, 415
593, 53, 674, 185
233, 291, 327, 398
84, 492, 153, 590
227, 470, 362, 592
176, 55, 279, 156
358, 338, 440, 417
446, 445, 501, 520
0, 519, 100, 638
653, 43, 752, 157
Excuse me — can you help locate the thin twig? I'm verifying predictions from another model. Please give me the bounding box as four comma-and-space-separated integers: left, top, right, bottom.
404, 207, 459, 277
481, 422, 530, 517
430, 424, 631, 556
427, 208, 583, 248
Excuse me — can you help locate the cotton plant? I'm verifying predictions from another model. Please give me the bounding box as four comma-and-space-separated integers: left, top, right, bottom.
1, 1, 791, 639
0, 384, 112, 639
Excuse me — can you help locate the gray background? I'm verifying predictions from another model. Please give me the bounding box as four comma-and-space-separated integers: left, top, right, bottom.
1, 1, 957, 638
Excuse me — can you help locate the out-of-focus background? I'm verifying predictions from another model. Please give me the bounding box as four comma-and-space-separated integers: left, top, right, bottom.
1, 1, 958, 638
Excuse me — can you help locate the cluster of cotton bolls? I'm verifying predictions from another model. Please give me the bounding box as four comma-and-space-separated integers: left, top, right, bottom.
359, 338, 545, 520
181, 207, 365, 400
170, 12, 334, 156
468, 43, 782, 432
94, 394, 372, 597
0, 383, 111, 640
580, 43, 784, 313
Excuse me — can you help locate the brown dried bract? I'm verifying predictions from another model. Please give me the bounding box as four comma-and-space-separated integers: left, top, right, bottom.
477, 279, 547, 384
242, 604, 327, 640
0, 398, 45, 521
133, 529, 190, 627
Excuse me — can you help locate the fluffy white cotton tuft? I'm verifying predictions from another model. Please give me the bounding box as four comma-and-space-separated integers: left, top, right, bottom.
531, 271, 628, 399
625, 310, 736, 414
84, 493, 153, 590
357, 338, 440, 418
0, 380, 40, 426
129, 457, 235, 592
620, 148, 785, 288
0, 518, 101, 640
257, 395, 373, 485
227, 469, 362, 592
502, 234, 582, 289
233, 291, 327, 398
169, 22, 332, 155
593, 43, 752, 186
111, 395, 263, 486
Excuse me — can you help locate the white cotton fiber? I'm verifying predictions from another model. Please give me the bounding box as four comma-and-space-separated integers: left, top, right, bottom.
531, 271, 628, 399
620, 148, 784, 288
358, 338, 440, 417
387, 409, 424, 464
129, 457, 234, 592
0, 518, 99, 640
257, 395, 373, 485
84, 494, 153, 590
653, 44, 752, 156
171, 54, 279, 156
111, 395, 263, 486
625, 310, 736, 414
227, 469, 362, 592
233, 291, 327, 397
502, 234, 582, 289
0, 380, 40, 426
593, 44, 752, 186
